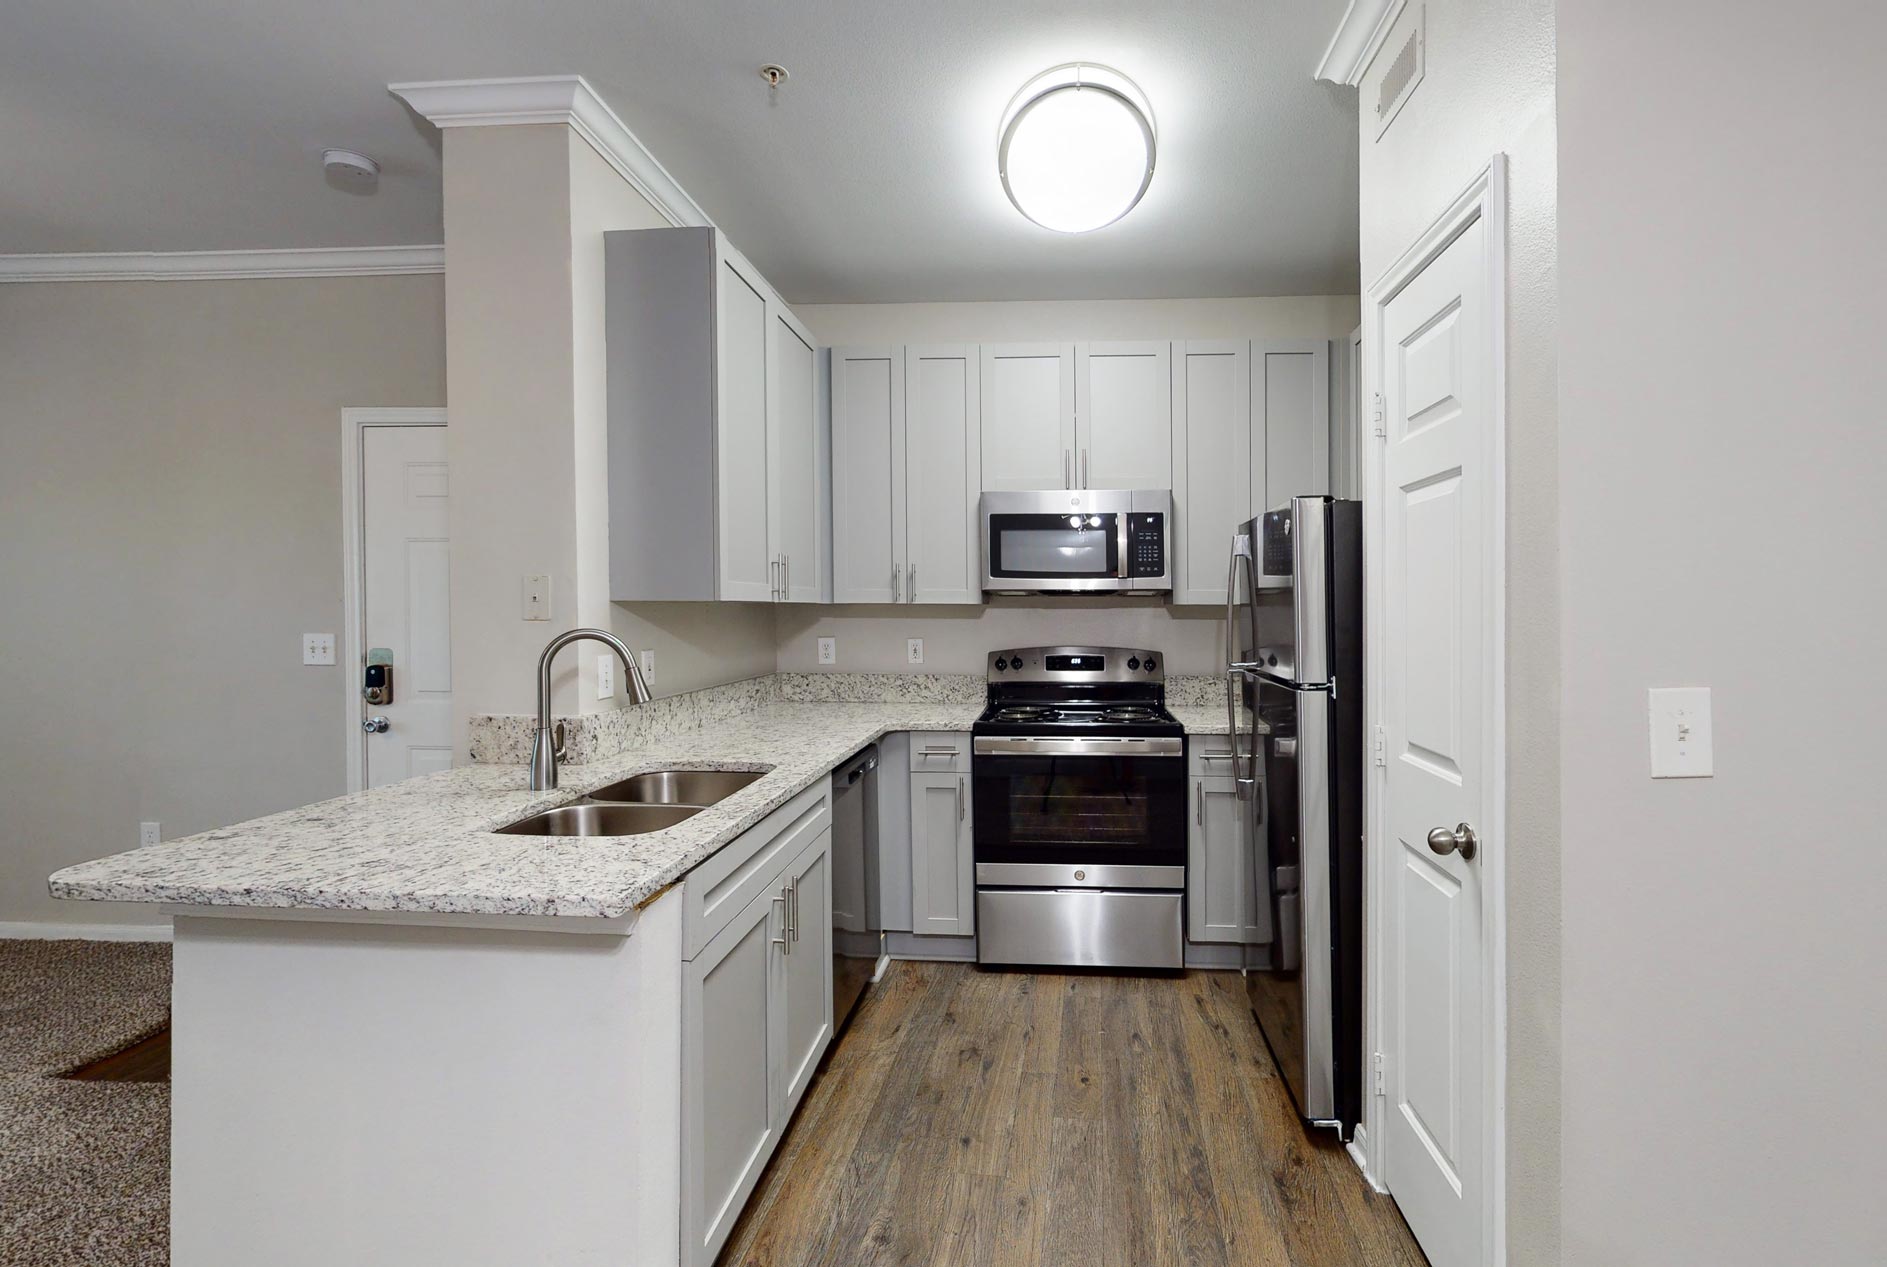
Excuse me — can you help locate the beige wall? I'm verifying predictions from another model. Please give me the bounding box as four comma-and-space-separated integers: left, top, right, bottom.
784, 294, 1358, 674
0, 275, 446, 928
1557, 4, 1885, 1262
441, 126, 775, 740
1355, 2, 1561, 1258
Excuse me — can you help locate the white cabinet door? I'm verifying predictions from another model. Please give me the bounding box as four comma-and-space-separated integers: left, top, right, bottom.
979, 343, 1075, 491
829, 348, 905, 604
1076, 341, 1171, 490
910, 771, 974, 937
905, 345, 983, 604
1187, 775, 1250, 943
778, 829, 833, 1114
1255, 339, 1331, 513
768, 305, 822, 603
682, 880, 781, 1266
714, 249, 774, 601
1170, 340, 1252, 606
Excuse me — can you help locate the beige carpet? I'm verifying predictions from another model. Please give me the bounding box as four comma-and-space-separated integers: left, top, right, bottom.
0, 939, 171, 1266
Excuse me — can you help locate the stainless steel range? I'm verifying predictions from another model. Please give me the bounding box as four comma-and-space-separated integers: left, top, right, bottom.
971, 645, 1187, 970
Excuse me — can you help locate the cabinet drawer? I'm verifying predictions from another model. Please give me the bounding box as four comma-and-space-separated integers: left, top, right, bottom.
908, 732, 971, 773
1189, 737, 1237, 777
683, 781, 830, 960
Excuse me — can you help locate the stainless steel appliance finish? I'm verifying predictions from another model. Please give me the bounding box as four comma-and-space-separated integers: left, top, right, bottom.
972, 644, 1187, 969
495, 802, 700, 836
528, 628, 653, 791
1229, 497, 1365, 1138
586, 768, 764, 806
830, 746, 883, 1029
976, 888, 1183, 970
980, 489, 1172, 594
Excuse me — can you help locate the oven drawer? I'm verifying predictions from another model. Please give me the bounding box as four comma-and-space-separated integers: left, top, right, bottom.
975, 888, 1182, 969
909, 732, 971, 773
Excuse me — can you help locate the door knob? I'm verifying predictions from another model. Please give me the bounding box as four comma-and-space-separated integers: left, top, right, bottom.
1426, 822, 1477, 861
362, 716, 390, 734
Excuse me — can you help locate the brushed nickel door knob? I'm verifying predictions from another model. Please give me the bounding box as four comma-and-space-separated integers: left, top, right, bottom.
1426, 823, 1477, 861
362, 716, 390, 734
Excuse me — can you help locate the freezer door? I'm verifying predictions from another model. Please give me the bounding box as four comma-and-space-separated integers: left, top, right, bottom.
1252, 498, 1333, 685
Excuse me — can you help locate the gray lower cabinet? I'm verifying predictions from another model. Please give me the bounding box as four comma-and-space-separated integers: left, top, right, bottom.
1187, 774, 1265, 944
910, 771, 974, 937
682, 826, 832, 1267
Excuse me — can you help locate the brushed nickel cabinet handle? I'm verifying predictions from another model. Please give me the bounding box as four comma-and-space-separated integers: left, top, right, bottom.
957, 776, 966, 821
1195, 782, 1204, 826
771, 893, 788, 950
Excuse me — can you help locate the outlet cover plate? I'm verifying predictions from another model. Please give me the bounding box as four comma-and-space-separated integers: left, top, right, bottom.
817, 637, 836, 665
906, 638, 924, 665
596, 653, 615, 700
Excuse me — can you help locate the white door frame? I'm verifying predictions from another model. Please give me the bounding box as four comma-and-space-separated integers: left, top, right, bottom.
1360, 156, 1508, 1263
340, 407, 448, 792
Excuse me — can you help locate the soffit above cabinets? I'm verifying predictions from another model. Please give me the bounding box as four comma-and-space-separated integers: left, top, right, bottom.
3, 0, 1359, 302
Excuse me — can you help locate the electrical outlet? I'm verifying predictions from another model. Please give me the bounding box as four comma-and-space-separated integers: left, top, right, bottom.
302, 633, 335, 666
596, 653, 616, 701
906, 638, 925, 665
817, 637, 837, 665
1648, 687, 1713, 778
521, 574, 552, 621
138, 821, 161, 848
640, 649, 655, 686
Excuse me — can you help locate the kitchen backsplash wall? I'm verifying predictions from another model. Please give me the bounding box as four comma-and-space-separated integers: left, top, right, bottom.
773, 598, 1232, 677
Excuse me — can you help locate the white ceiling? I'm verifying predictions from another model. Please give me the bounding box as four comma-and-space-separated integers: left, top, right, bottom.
2, 0, 1359, 302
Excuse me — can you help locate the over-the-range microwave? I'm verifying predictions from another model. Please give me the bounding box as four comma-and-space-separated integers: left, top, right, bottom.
980, 489, 1172, 595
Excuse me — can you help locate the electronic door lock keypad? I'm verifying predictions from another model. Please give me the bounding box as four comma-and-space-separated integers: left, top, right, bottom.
362, 647, 394, 706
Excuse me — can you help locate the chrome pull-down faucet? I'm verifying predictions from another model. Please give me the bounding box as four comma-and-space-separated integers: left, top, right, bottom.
528, 628, 652, 791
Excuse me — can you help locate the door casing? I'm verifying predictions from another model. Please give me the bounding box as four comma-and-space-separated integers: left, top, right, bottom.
340, 407, 448, 792
1360, 157, 1509, 1264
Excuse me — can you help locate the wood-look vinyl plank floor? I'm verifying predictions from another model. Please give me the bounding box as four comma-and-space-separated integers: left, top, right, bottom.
718, 962, 1425, 1267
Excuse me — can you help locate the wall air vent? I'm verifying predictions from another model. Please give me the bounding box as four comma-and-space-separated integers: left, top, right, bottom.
1374, 6, 1425, 139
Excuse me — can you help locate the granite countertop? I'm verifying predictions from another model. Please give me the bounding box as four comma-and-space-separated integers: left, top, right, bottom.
50, 696, 1260, 922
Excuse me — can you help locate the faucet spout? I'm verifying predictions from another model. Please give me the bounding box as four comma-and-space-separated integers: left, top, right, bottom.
528, 628, 650, 791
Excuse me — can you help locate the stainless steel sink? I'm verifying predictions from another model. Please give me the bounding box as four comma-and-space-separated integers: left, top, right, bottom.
495, 803, 702, 837
585, 769, 764, 807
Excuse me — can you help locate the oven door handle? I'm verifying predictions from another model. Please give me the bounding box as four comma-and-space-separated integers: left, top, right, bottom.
971, 735, 1184, 757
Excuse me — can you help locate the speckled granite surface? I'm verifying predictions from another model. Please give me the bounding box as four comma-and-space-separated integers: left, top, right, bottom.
51, 702, 983, 921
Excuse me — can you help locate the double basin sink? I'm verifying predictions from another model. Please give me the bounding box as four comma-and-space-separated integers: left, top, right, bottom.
497, 769, 765, 837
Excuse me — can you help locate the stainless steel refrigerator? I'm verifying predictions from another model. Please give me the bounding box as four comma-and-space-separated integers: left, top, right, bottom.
1226, 496, 1364, 1137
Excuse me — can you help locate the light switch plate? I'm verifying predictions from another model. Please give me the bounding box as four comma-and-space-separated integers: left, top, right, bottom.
302, 633, 335, 666
817, 637, 837, 665
906, 638, 925, 665
596, 653, 615, 701
521, 574, 551, 621
1649, 687, 1713, 778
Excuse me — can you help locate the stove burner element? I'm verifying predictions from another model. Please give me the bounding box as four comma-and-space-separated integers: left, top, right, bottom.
991, 705, 1060, 723
1099, 705, 1160, 722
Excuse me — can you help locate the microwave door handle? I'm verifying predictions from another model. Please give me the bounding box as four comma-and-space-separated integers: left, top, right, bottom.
1117, 511, 1130, 579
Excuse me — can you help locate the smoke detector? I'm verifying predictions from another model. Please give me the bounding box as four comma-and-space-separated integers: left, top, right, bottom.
322, 148, 381, 194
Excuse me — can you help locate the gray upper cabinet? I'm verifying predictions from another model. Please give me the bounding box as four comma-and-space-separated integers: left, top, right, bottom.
605, 225, 820, 603
830, 346, 982, 606
1256, 339, 1332, 513
1077, 341, 1172, 490
1171, 340, 1252, 605
980, 343, 1076, 491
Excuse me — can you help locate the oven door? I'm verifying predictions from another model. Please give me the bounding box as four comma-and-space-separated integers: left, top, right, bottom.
972, 736, 1187, 888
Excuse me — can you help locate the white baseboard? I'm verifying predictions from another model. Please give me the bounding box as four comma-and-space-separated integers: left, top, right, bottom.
0, 919, 172, 942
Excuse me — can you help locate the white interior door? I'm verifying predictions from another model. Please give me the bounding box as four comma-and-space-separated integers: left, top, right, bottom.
360, 423, 453, 788
1379, 214, 1492, 1265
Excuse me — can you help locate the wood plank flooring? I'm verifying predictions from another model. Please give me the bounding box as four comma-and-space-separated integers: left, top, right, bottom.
718, 963, 1424, 1267
61, 1025, 171, 1083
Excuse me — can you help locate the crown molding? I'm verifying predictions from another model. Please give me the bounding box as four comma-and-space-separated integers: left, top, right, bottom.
1315, 0, 1408, 86
389, 74, 712, 230
0, 244, 444, 284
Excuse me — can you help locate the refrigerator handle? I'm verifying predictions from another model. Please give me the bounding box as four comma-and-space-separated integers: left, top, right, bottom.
1226, 541, 1261, 670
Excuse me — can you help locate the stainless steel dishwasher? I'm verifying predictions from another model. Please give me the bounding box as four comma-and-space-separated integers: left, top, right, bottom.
830, 746, 883, 1029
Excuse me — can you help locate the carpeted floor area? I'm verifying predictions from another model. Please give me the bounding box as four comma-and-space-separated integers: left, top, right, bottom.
0, 939, 171, 1266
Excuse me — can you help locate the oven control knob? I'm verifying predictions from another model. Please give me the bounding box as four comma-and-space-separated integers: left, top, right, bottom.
994, 657, 1008, 671
1143, 657, 1157, 672
1073, 870, 1086, 882
1127, 656, 1140, 671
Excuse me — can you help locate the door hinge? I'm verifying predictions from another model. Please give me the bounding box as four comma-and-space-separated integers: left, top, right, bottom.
1372, 724, 1387, 767
1373, 1051, 1387, 1096
1371, 391, 1386, 439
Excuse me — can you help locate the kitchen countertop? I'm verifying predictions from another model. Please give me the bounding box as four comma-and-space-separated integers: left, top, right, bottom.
50, 700, 1258, 922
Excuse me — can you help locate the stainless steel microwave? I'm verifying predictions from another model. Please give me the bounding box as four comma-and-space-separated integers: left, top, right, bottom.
980, 489, 1172, 595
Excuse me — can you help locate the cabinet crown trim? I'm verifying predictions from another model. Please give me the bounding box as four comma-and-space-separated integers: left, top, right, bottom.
390, 75, 713, 231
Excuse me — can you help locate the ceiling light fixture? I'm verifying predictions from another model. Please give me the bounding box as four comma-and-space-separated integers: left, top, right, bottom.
998, 63, 1156, 234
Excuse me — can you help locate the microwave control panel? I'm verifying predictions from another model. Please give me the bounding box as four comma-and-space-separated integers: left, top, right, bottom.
1126, 513, 1166, 577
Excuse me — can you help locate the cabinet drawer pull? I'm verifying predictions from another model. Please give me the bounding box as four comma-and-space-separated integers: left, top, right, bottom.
957, 776, 966, 821
1196, 782, 1204, 825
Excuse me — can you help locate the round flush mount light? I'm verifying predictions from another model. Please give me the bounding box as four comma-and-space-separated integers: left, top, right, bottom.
998, 63, 1156, 234
322, 148, 380, 194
